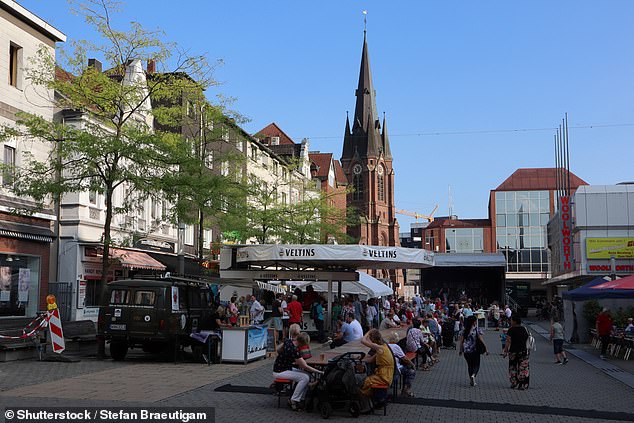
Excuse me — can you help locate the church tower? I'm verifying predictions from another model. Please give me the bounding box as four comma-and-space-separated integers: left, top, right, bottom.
341, 30, 402, 287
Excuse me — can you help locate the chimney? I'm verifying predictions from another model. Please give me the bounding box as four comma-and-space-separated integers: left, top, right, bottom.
147, 59, 156, 74
87, 58, 102, 73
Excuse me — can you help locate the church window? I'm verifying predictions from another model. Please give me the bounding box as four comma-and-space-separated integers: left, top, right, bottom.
377, 164, 385, 202
353, 174, 364, 200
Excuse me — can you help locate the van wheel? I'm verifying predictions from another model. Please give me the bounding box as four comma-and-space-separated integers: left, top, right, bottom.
110, 342, 127, 361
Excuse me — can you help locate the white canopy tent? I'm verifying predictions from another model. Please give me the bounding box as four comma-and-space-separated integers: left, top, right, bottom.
220, 244, 434, 329
286, 271, 393, 299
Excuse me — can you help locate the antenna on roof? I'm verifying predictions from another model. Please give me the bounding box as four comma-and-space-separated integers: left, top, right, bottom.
448, 185, 454, 217
362, 10, 368, 33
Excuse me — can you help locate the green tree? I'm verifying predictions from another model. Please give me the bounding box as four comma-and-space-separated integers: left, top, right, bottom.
0, 0, 219, 296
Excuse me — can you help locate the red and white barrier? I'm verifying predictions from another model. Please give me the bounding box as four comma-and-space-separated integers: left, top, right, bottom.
47, 308, 65, 354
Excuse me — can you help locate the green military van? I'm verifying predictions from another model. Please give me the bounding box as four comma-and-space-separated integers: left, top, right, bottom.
98, 277, 215, 361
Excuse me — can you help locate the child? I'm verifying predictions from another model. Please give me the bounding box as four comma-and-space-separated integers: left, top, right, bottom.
500, 329, 508, 355
297, 332, 312, 360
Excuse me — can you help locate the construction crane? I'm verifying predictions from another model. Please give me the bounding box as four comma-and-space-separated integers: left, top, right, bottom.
396, 205, 439, 222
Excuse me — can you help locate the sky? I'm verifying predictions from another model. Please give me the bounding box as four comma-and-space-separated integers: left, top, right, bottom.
20, 0, 634, 231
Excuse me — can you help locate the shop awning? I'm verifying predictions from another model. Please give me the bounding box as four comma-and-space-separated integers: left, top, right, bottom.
110, 248, 166, 271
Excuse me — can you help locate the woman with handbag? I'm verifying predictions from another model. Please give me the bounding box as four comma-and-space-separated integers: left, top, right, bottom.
459, 315, 488, 387
503, 316, 530, 390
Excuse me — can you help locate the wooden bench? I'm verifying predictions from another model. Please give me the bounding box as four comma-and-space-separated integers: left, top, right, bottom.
369, 383, 389, 415
273, 378, 294, 408
62, 320, 97, 352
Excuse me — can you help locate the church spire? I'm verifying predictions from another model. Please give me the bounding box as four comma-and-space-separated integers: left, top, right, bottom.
382, 112, 392, 159
353, 31, 378, 134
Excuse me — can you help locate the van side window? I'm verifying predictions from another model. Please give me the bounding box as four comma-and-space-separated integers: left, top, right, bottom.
189, 290, 201, 308
134, 291, 156, 306
110, 289, 129, 304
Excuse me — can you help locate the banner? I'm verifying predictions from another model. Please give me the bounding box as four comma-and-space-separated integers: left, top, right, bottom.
586, 238, 634, 259
247, 325, 268, 355
18, 268, 29, 302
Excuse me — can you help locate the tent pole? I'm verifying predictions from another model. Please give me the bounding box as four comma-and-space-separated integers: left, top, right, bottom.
327, 278, 333, 332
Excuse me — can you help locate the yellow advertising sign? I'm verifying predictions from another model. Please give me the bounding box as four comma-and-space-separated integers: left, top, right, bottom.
586, 238, 634, 259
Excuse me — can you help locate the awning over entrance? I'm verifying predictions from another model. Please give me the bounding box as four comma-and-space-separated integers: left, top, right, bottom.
235, 244, 434, 269
110, 248, 166, 271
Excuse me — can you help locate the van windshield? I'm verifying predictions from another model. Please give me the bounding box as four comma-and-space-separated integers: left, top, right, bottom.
110, 289, 129, 304
134, 290, 156, 306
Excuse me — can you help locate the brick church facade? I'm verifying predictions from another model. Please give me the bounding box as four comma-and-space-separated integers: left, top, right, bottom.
341, 31, 403, 289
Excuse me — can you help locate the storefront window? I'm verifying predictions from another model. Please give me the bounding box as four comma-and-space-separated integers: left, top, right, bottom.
0, 254, 40, 317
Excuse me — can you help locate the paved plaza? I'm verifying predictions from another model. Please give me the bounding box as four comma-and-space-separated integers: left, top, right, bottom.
0, 325, 633, 423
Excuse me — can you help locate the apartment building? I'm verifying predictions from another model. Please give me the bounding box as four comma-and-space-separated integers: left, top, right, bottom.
0, 0, 65, 318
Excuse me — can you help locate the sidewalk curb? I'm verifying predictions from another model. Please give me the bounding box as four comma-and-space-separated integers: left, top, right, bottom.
528, 322, 634, 389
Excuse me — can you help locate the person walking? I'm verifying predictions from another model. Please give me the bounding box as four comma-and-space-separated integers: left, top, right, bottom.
459, 315, 488, 387
550, 317, 568, 364
595, 308, 613, 360
503, 316, 530, 390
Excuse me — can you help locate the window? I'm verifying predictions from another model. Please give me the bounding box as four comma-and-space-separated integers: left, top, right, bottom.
352, 174, 364, 200
222, 128, 230, 142
378, 173, 385, 202
204, 150, 213, 169
281, 192, 287, 205
184, 225, 194, 245
109, 289, 129, 304
271, 136, 280, 145
273, 161, 279, 176
134, 290, 156, 306
251, 146, 258, 161
151, 198, 159, 219
445, 228, 484, 253
203, 229, 212, 247
221, 161, 229, 176
187, 100, 195, 118
89, 190, 97, 205
282, 168, 288, 181
235, 139, 243, 152
9, 43, 22, 88
2, 146, 15, 186
261, 154, 269, 168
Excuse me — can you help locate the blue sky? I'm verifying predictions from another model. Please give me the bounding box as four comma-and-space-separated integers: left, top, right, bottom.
21, 0, 634, 231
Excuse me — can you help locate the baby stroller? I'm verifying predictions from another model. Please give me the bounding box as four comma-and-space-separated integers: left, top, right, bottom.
442, 319, 456, 349
312, 352, 371, 419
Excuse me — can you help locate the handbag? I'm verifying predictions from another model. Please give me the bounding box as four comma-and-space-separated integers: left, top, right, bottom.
525, 327, 536, 352
476, 337, 486, 355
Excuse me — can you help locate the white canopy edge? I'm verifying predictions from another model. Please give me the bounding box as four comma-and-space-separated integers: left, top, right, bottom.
235, 244, 434, 269
287, 271, 392, 298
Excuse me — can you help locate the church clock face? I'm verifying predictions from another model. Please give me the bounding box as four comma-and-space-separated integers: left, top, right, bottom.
353, 164, 362, 175
377, 164, 384, 175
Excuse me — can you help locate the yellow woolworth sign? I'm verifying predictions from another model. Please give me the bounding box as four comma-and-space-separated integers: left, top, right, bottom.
586, 238, 634, 259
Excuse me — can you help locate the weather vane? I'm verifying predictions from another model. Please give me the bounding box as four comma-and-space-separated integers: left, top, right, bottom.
363, 10, 367, 32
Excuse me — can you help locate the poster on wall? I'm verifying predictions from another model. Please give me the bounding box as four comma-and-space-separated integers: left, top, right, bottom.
171, 286, 179, 312
247, 325, 268, 358
18, 268, 29, 302
77, 280, 87, 309
0, 266, 10, 302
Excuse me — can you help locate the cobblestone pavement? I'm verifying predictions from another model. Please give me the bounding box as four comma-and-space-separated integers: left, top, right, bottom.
0, 328, 632, 422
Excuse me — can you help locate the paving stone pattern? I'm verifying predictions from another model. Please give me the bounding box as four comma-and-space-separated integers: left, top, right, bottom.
0, 328, 631, 423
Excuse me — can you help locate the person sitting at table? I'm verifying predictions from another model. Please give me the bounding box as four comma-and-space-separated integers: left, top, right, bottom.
330, 313, 363, 349
273, 324, 323, 411
380, 310, 400, 330
360, 329, 395, 397
625, 318, 634, 336
297, 332, 312, 360
406, 319, 433, 370
387, 332, 416, 397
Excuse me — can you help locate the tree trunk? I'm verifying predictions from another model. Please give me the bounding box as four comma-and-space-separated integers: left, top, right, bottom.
96, 183, 114, 359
